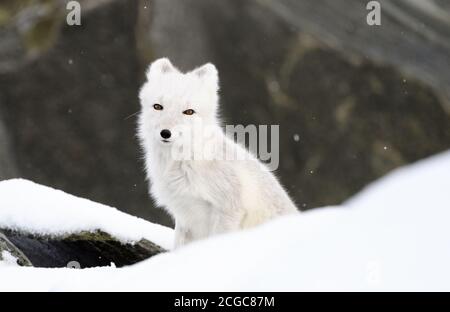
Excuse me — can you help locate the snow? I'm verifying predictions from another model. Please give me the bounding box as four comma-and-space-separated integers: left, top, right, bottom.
1, 150, 450, 291
0, 179, 173, 249
0, 251, 19, 267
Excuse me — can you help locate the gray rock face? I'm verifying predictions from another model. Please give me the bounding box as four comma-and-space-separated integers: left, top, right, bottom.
256, 0, 450, 110
0, 229, 165, 268
0, 0, 449, 226
0, 231, 32, 266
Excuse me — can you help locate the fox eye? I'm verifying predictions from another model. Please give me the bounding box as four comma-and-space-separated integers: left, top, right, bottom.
153, 104, 163, 110
183, 109, 195, 115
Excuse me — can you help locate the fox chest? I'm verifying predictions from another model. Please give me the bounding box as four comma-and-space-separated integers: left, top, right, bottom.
150, 165, 214, 214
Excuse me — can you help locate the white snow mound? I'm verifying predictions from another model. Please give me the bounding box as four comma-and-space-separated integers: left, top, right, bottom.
1, 150, 450, 291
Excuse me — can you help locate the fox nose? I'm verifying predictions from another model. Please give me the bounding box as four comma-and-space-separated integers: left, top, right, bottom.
160, 129, 171, 139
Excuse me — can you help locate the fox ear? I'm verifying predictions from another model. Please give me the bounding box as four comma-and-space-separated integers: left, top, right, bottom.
192, 63, 219, 91
147, 58, 177, 79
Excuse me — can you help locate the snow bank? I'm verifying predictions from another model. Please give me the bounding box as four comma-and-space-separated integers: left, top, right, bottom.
0, 179, 173, 249
0, 251, 19, 267
0, 150, 449, 291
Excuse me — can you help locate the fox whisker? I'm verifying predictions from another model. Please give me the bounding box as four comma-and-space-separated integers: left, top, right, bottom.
124, 111, 139, 120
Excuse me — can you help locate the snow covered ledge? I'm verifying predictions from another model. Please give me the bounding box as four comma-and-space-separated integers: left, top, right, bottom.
0, 179, 174, 268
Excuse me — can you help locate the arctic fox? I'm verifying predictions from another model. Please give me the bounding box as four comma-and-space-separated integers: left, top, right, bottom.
138, 58, 298, 247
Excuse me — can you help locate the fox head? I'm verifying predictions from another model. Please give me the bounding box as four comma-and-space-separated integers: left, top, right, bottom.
138, 58, 220, 149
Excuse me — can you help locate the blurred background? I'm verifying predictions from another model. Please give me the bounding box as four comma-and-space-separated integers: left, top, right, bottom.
0, 0, 449, 227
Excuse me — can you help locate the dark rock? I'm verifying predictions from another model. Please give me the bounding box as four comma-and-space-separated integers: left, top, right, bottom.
0, 114, 18, 180
0, 0, 65, 74
1, 229, 165, 268
257, 0, 450, 110
0, 230, 32, 266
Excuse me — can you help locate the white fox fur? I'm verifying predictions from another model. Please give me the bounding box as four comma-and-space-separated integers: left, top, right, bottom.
138, 58, 298, 247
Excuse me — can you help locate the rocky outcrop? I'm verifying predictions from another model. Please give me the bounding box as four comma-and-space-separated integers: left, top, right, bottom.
0, 115, 18, 180
256, 0, 450, 111
0, 228, 165, 268
0, 0, 449, 224
0, 231, 32, 266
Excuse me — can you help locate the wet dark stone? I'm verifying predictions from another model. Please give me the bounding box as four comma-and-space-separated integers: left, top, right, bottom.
2, 229, 165, 268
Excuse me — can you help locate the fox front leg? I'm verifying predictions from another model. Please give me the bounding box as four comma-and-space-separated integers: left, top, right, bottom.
174, 224, 193, 248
